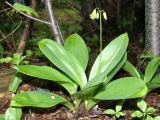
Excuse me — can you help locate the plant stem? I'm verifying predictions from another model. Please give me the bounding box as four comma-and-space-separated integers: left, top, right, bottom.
98, 10, 103, 73
99, 11, 103, 53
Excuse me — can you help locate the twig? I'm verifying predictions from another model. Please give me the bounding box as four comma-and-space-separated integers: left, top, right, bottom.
44, 0, 64, 44
5, 1, 50, 25
0, 30, 12, 50
0, 8, 11, 13
0, 20, 22, 41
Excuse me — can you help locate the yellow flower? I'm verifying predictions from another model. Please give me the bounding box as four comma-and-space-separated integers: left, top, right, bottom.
90, 9, 99, 20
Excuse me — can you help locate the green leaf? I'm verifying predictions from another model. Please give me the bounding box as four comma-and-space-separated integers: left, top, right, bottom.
115, 112, 125, 118
154, 116, 160, 120
16, 65, 77, 94
95, 77, 147, 100
119, 112, 125, 116
147, 74, 160, 90
12, 53, 23, 65
144, 57, 160, 83
5, 107, 22, 120
39, 39, 87, 88
146, 107, 157, 114
137, 100, 147, 112
84, 99, 99, 112
9, 73, 22, 93
104, 109, 115, 115
14, 3, 38, 17
116, 105, 122, 112
89, 33, 128, 80
131, 110, 143, 118
107, 52, 127, 82
11, 91, 67, 108
73, 72, 107, 99
0, 114, 5, 120
0, 57, 13, 63
146, 115, 154, 120
64, 33, 89, 70
123, 60, 141, 78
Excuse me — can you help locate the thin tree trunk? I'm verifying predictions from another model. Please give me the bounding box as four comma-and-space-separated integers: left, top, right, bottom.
17, 0, 36, 53
145, 0, 160, 56
44, 0, 64, 45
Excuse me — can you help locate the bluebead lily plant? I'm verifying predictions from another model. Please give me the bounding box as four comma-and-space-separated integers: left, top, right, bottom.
6, 9, 148, 120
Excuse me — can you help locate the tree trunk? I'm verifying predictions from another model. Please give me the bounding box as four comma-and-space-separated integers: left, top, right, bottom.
145, 0, 160, 56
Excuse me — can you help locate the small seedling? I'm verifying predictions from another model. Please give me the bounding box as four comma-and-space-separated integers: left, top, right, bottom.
146, 115, 160, 120
132, 100, 158, 120
104, 104, 125, 119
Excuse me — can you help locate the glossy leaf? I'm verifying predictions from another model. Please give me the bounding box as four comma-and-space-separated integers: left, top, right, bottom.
147, 74, 160, 90
64, 33, 89, 70
5, 107, 22, 120
9, 73, 22, 93
137, 100, 147, 112
11, 91, 67, 108
39, 39, 87, 88
89, 33, 129, 80
146, 107, 157, 114
73, 72, 107, 99
131, 110, 143, 118
144, 57, 160, 83
84, 99, 100, 112
14, 3, 38, 17
107, 53, 127, 82
0, 114, 5, 120
95, 77, 147, 100
116, 105, 122, 112
123, 60, 141, 78
104, 109, 115, 115
16, 65, 77, 94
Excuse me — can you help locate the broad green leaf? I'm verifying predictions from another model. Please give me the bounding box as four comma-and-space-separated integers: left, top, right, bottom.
16, 65, 77, 94
12, 53, 23, 65
118, 112, 125, 116
137, 100, 147, 112
148, 74, 160, 90
64, 33, 89, 70
144, 57, 160, 83
146, 107, 157, 114
84, 99, 99, 112
146, 115, 154, 120
89, 33, 128, 80
131, 110, 143, 118
0, 114, 5, 120
73, 72, 107, 99
9, 73, 22, 93
0, 57, 12, 63
123, 60, 141, 78
154, 116, 160, 120
11, 91, 67, 108
95, 77, 147, 100
39, 39, 87, 88
104, 109, 115, 115
5, 107, 22, 120
14, 3, 38, 17
115, 112, 124, 118
116, 105, 122, 112
107, 53, 127, 82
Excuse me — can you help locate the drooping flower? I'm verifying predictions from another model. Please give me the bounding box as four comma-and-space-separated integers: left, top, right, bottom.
90, 9, 99, 20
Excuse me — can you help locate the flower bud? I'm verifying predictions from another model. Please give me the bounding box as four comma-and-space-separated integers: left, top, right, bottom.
103, 12, 107, 20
